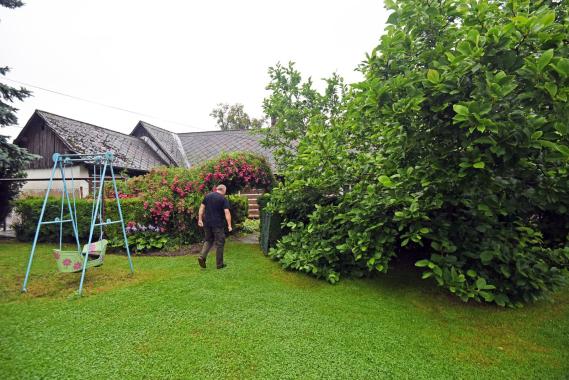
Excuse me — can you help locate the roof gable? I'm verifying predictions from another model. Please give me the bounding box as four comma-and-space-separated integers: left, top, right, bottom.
29, 110, 168, 171
131, 121, 189, 167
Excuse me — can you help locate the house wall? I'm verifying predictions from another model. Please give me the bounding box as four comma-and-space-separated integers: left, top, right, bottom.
17, 117, 71, 169
20, 165, 90, 198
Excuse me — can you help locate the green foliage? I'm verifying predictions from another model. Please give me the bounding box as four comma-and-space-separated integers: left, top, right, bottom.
12, 197, 145, 243
210, 103, 265, 130
12, 193, 248, 247
266, 0, 569, 306
0, 136, 38, 222
229, 195, 248, 226
240, 218, 260, 234
260, 62, 347, 171
109, 231, 171, 254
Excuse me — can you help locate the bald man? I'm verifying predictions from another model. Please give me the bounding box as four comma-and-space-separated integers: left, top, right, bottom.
197, 184, 232, 269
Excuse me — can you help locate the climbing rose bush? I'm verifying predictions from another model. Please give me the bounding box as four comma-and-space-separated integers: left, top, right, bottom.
112, 152, 272, 243
197, 152, 274, 193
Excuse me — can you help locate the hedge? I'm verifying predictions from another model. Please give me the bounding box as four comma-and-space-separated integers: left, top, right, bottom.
12, 195, 248, 245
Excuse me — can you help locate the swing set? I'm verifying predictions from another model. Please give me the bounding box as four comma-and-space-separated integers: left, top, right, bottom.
21, 152, 134, 296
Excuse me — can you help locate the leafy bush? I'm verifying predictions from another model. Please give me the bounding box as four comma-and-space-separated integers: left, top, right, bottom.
265, 0, 569, 306
12, 197, 145, 243
0, 136, 38, 223
108, 223, 172, 253
240, 218, 260, 234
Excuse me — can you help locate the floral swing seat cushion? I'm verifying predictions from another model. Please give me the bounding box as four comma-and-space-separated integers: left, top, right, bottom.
53, 240, 108, 273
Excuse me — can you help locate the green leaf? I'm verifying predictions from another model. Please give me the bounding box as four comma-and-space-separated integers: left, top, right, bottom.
544, 83, 557, 98
427, 69, 441, 83
378, 175, 394, 187
476, 278, 487, 289
480, 251, 493, 263
453, 104, 469, 116
539, 140, 569, 157
557, 144, 569, 158
456, 41, 472, 56
539, 11, 556, 28
531, 131, 543, 140
467, 29, 480, 45
551, 58, 569, 78
473, 162, 485, 169
537, 49, 554, 72
415, 259, 430, 268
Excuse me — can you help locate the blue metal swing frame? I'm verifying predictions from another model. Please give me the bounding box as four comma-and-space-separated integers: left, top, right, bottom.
21, 151, 134, 296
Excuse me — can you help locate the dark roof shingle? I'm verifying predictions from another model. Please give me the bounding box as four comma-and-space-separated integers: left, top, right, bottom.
177, 130, 275, 169
37, 111, 167, 171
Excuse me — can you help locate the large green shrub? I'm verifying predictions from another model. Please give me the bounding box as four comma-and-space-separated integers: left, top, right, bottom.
266, 0, 569, 306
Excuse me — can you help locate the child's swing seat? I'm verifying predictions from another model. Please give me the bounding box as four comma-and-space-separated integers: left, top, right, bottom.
53, 240, 108, 273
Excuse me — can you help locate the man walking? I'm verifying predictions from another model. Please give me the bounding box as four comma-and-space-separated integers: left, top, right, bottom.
197, 184, 232, 269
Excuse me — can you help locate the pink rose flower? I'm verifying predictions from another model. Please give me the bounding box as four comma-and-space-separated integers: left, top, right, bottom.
73, 262, 82, 271
63, 258, 72, 266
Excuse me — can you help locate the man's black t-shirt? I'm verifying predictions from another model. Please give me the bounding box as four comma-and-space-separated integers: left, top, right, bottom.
202, 192, 230, 228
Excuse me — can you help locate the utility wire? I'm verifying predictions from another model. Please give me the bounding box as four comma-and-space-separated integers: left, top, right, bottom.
2, 77, 209, 131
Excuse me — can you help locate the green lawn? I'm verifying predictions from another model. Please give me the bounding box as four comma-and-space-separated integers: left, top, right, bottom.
0, 240, 568, 379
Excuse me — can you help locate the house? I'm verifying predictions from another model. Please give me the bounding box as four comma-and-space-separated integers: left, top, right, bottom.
13, 110, 275, 198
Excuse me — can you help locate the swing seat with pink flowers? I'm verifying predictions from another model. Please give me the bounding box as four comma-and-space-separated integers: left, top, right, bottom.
53, 240, 108, 273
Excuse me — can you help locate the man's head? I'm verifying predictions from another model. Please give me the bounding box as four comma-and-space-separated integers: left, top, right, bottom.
216, 184, 227, 195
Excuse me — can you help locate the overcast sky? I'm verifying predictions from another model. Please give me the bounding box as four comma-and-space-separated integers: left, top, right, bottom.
1, 0, 388, 140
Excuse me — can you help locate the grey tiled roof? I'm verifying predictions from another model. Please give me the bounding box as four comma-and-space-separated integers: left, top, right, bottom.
177, 130, 275, 169
136, 121, 189, 167
37, 111, 167, 171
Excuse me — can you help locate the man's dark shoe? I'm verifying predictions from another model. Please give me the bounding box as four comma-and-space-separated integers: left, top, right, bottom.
198, 257, 206, 268
217, 264, 227, 269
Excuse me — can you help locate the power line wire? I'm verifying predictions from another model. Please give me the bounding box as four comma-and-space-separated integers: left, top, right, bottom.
2, 77, 210, 131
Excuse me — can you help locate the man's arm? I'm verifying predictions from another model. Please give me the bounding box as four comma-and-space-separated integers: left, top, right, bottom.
224, 209, 232, 232
198, 204, 205, 227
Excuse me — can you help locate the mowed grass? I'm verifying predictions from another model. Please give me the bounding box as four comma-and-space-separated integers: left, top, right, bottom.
0, 240, 568, 379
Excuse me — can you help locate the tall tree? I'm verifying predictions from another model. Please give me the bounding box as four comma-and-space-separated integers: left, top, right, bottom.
266, 0, 569, 306
0, 0, 37, 224
261, 62, 346, 171
210, 103, 265, 131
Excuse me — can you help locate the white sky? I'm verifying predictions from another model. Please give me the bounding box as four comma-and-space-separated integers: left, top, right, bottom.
1, 0, 388, 140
